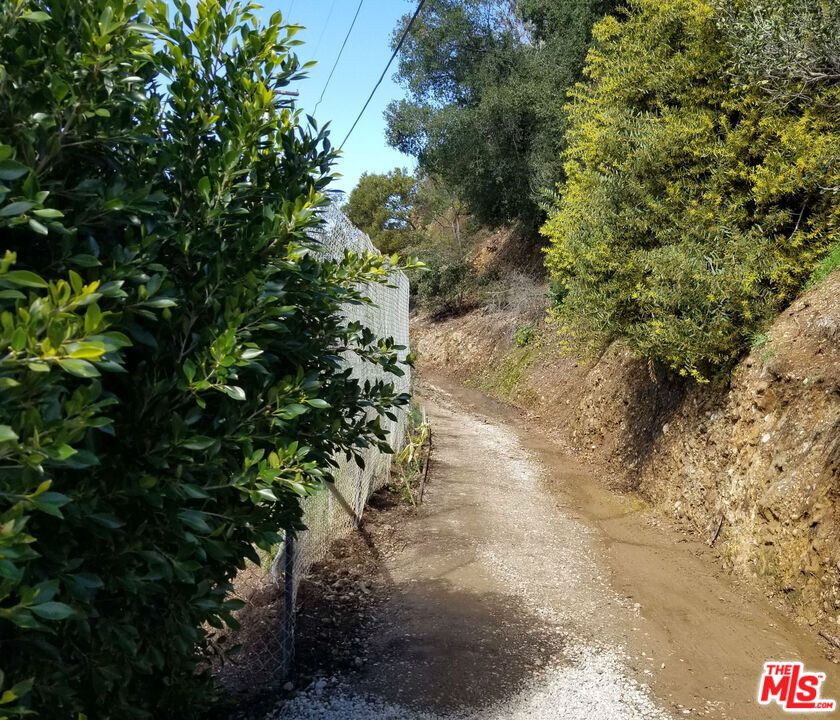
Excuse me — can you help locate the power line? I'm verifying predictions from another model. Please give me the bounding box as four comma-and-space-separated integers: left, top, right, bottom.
287, 0, 295, 17
313, 0, 365, 115
312, 0, 338, 57
339, 0, 427, 150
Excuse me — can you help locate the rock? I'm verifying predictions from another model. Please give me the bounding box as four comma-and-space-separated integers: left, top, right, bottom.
282, 681, 294, 692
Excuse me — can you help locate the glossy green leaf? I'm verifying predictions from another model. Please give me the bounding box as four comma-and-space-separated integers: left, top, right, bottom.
30, 602, 73, 621
2, 270, 47, 288
10, 327, 26, 351
221, 385, 246, 401
0, 201, 35, 217
90, 513, 123, 529
57, 358, 100, 378
32, 208, 63, 218
182, 436, 214, 450
0, 425, 19, 443
28, 218, 48, 235
0, 160, 28, 180
21, 11, 51, 22
177, 510, 211, 534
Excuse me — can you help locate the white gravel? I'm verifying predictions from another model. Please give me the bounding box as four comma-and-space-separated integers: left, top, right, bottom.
269, 644, 671, 719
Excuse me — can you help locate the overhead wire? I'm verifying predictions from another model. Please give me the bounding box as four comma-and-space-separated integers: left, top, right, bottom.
313, 0, 366, 114
312, 0, 338, 57
339, 0, 427, 150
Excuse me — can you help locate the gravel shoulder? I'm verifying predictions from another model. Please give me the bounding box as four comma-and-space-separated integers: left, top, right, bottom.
255, 375, 836, 720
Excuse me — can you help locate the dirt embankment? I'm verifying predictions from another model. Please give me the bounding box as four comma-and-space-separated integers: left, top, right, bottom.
412, 270, 840, 636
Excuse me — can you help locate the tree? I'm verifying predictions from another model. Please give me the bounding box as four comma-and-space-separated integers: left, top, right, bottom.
413, 175, 468, 250
517, 0, 621, 198
344, 169, 419, 254
0, 0, 411, 716
385, 0, 619, 230
385, 0, 536, 228
543, 0, 840, 380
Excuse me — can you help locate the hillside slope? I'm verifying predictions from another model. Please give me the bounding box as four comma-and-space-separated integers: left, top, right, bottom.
413, 270, 840, 634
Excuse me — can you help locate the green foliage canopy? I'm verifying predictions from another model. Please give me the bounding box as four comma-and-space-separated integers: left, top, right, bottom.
544, 0, 840, 380
385, 0, 618, 230
718, 0, 840, 107
344, 168, 419, 254
0, 0, 410, 717
343, 169, 477, 315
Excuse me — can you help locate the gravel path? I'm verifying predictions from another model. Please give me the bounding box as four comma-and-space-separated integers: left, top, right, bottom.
270, 645, 670, 720
248, 376, 836, 719
262, 382, 677, 719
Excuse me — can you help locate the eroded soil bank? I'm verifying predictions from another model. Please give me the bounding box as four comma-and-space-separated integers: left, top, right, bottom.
252, 377, 836, 720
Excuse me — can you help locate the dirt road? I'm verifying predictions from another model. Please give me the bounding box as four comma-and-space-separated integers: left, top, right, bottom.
267, 377, 837, 719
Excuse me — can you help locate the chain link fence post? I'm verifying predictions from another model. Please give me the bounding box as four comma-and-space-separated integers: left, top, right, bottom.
281, 530, 295, 678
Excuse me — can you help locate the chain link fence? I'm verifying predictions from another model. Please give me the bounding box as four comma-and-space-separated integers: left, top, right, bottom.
210, 199, 411, 690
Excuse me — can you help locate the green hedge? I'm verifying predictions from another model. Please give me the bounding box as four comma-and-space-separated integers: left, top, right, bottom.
544, 0, 840, 380
0, 1, 411, 717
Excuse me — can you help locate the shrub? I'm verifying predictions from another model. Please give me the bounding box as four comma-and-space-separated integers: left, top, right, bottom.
0, 1, 410, 717
543, 0, 840, 380
717, 0, 840, 107
513, 324, 536, 347
412, 255, 476, 317
749, 332, 771, 350
547, 278, 567, 309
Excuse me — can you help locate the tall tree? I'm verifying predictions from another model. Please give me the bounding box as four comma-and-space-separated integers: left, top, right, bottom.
344, 169, 420, 254
385, 0, 619, 230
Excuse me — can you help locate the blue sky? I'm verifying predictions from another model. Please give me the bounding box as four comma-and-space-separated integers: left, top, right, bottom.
274, 0, 418, 195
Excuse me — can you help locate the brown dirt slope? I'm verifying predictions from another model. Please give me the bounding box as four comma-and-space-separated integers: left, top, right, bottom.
412, 269, 840, 634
